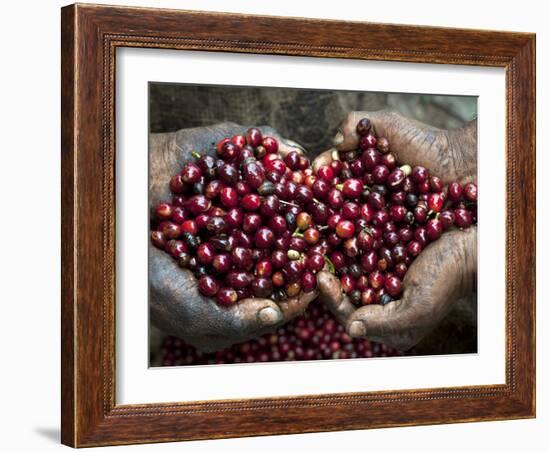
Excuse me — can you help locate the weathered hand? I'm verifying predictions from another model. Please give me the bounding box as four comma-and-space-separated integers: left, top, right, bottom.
149, 123, 317, 353
317, 228, 476, 350
314, 111, 477, 351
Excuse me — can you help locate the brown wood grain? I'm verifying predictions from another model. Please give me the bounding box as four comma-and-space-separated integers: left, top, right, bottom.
60, 5, 76, 446
61, 3, 536, 447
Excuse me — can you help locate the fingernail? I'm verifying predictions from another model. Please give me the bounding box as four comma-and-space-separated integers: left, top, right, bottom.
284, 139, 307, 154
258, 306, 282, 326
349, 320, 366, 337
333, 132, 344, 146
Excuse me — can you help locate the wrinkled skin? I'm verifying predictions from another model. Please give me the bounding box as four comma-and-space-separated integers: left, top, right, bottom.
314, 110, 478, 351
149, 122, 317, 353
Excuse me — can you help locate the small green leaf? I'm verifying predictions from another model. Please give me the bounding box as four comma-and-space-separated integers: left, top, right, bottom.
324, 255, 335, 274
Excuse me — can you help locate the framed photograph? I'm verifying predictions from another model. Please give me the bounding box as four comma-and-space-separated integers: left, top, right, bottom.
61, 4, 536, 447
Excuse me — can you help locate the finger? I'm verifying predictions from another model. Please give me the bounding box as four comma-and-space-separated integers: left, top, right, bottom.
333, 110, 399, 151
333, 111, 372, 151
277, 137, 307, 157
316, 271, 356, 325
345, 301, 429, 352
312, 149, 335, 174
255, 126, 307, 158
231, 297, 285, 334
278, 289, 319, 322
160, 291, 315, 353
346, 300, 411, 346
346, 297, 438, 352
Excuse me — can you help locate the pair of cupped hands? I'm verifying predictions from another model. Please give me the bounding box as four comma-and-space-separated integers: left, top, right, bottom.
150, 110, 478, 353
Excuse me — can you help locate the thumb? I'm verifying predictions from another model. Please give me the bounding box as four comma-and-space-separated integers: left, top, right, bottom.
346, 300, 418, 351
276, 137, 308, 157
232, 288, 319, 337
312, 149, 334, 174
316, 271, 356, 325
256, 125, 308, 157
231, 298, 285, 334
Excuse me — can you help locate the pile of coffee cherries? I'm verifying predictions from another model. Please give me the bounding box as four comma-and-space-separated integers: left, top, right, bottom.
151, 119, 477, 309
159, 301, 402, 366
315, 118, 478, 306
151, 127, 328, 305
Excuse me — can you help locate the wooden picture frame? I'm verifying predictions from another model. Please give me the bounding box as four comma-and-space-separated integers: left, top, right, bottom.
61, 3, 536, 447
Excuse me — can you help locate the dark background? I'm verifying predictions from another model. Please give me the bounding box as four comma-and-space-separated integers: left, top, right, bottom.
149, 83, 478, 361
150, 83, 476, 157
